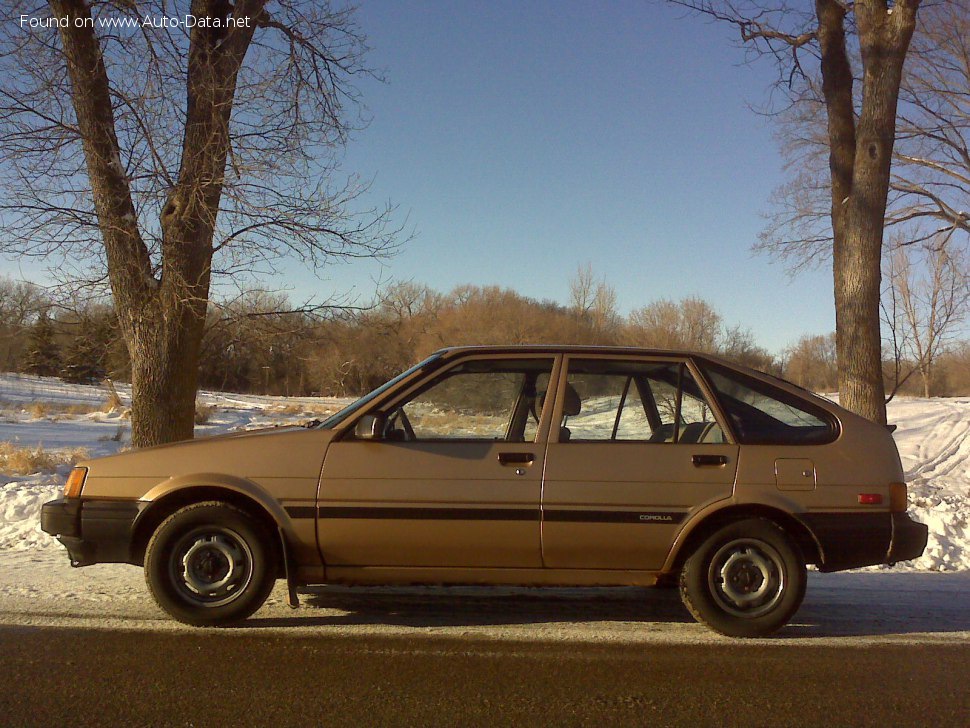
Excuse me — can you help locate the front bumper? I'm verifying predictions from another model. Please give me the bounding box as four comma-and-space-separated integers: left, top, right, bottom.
800, 511, 928, 572
41, 497, 146, 567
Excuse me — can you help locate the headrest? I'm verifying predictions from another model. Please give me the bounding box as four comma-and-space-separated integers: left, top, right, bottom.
538, 383, 582, 417
561, 383, 582, 417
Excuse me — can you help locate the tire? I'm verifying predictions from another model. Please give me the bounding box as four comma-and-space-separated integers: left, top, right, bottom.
679, 518, 806, 638
144, 501, 278, 626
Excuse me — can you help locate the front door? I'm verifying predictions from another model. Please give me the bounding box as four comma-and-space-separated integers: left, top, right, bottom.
317, 356, 557, 568
541, 356, 739, 570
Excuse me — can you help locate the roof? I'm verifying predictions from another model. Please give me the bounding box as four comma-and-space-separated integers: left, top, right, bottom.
432, 344, 723, 361
429, 344, 813, 396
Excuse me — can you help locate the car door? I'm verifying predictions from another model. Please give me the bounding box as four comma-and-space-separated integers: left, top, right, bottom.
540, 356, 739, 570
317, 355, 559, 568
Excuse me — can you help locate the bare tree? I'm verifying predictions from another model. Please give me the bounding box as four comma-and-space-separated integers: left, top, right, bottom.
568, 263, 620, 340
890, 0, 970, 241
783, 332, 838, 392
760, 2, 968, 261
677, 0, 922, 424
627, 296, 722, 351
0, 277, 45, 371
0, 2, 399, 446
884, 238, 970, 397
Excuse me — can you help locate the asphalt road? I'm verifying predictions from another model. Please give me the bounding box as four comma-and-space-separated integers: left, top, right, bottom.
1, 626, 968, 727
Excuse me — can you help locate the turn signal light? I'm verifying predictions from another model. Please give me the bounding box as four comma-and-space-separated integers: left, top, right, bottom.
64, 467, 88, 498
857, 493, 883, 505
889, 482, 908, 513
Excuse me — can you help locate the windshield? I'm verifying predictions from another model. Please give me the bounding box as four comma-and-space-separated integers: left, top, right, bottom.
317, 353, 443, 429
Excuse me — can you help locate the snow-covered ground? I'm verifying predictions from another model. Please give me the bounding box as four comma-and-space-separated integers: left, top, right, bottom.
0, 372, 968, 606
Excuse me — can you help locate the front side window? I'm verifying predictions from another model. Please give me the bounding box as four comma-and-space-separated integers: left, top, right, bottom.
383, 358, 553, 442
319, 353, 443, 428
561, 360, 724, 443
700, 362, 837, 445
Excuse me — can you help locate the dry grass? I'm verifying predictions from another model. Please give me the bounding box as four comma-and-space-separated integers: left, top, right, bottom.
407, 410, 507, 438
24, 401, 102, 417
26, 401, 48, 417
195, 403, 216, 425
271, 403, 340, 417
0, 442, 89, 475
102, 391, 124, 413
273, 403, 307, 415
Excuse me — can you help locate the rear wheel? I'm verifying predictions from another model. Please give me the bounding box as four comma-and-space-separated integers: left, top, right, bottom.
145, 501, 277, 626
679, 518, 806, 637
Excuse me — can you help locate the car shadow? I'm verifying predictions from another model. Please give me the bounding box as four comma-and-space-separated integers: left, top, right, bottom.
246, 585, 695, 629
243, 572, 970, 638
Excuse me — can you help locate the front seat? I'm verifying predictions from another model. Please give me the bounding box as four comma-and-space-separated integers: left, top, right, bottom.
557, 383, 582, 442
536, 383, 583, 442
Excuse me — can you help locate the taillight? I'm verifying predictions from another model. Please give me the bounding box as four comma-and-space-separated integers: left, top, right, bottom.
857, 493, 883, 505
64, 467, 88, 498
889, 482, 908, 513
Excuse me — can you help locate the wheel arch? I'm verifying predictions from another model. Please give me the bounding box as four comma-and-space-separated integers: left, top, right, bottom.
131, 477, 291, 568
663, 503, 821, 575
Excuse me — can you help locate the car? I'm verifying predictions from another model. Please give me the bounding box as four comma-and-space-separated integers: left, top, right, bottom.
41, 345, 928, 637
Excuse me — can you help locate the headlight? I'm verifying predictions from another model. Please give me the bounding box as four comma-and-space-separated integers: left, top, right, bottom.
64, 466, 88, 498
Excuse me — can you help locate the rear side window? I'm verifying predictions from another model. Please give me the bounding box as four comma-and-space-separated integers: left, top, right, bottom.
700, 362, 837, 445
561, 359, 724, 444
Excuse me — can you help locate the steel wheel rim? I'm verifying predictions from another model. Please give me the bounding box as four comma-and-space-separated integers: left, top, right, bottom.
707, 538, 786, 619
169, 526, 254, 608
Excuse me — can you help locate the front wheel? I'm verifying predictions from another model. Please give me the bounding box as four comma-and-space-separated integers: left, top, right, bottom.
679, 518, 806, 637
144, 501, 277, 626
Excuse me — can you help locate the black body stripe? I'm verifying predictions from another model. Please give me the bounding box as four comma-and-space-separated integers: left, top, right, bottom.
284, 505, 686, 524
318, 506, 540, 521
544, 509, 686, 524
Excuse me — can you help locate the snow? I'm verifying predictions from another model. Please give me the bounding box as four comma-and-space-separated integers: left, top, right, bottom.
886, 397, 970, 572
0, 373, 968, 621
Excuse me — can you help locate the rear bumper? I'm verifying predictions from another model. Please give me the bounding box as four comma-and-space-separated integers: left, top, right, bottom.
799, 511, 928, 572
887, 511, 929, 564
41, 497, 145, 567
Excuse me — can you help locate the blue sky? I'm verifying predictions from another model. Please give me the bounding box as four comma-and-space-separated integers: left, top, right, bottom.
5, 0, 837, 353
306, 0, 835, 352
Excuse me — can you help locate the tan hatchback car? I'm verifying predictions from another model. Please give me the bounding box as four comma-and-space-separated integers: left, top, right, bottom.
41, 346, 927, 637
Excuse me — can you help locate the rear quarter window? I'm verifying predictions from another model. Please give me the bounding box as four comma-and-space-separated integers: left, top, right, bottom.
700, 362, 838, 445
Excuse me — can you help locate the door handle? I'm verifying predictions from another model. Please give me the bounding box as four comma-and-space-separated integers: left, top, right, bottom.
498, 452, 534, 466
692, 454, 728, 467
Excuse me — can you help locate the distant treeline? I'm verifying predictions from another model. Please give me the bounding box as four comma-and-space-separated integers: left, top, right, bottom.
2, 277, 968, 397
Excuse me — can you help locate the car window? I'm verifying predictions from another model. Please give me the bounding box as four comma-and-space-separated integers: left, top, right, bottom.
386, 359, 553, 442
700, 362, 837, 445
562, 360, 724, 443
319, 353, 442, 428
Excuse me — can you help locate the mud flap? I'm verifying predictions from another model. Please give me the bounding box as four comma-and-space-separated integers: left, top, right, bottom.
278, 527, 300, 609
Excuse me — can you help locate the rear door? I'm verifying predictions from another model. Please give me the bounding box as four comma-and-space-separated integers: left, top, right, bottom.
317, 355, 558, 568
540, 356, 738, 570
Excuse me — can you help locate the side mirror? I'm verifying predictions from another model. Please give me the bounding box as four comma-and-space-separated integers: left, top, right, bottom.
354, 413, 385, 440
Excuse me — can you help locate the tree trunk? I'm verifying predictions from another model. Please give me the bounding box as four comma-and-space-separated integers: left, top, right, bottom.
128, 304, 207, 444
817, 0, 919, 425
834, 209, 887, 422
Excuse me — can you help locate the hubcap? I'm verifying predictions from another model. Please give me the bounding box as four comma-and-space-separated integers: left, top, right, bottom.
708, 539, 785, 618
170, 527, 254, 607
